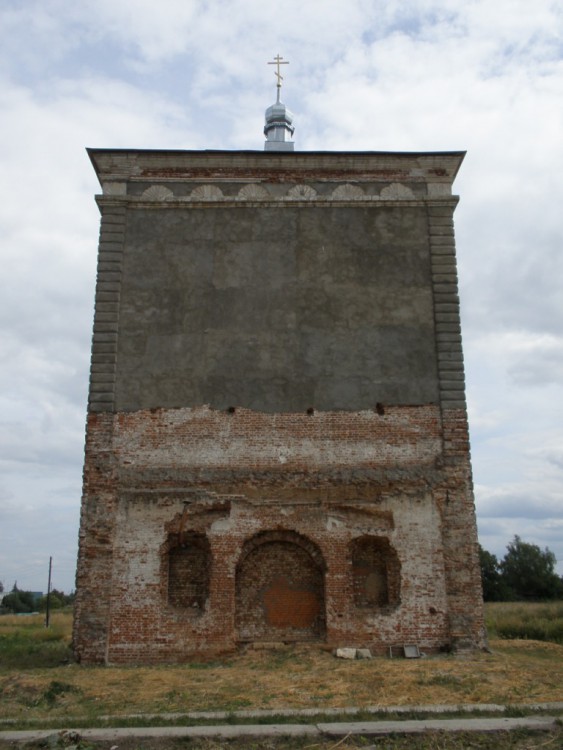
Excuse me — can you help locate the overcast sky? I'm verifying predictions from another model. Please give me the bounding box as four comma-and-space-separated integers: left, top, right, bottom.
1, 0, 562, 594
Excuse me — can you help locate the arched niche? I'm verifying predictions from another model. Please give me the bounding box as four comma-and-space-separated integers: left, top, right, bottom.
167, 531, 211, 614
235, 530, 326, 642
350, 535, 401, 609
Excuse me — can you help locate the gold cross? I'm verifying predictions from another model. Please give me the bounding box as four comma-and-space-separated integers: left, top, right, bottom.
268, 54, 289, 88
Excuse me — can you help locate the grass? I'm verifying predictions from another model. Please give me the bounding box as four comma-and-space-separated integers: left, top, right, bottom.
1, 604, 563, 733
485, 601, 563, 644
0, 611, 73, 668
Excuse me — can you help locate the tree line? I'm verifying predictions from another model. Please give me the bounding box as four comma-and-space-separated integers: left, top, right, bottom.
0, 583, 75, 614
480, 535, 563, 601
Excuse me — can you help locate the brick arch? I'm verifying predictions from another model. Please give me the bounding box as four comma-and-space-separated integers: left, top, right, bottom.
350, 535, 401, 608
235, 530, 326, 643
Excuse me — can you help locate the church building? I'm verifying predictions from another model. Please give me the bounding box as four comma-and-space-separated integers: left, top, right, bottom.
73, 60, 486, 663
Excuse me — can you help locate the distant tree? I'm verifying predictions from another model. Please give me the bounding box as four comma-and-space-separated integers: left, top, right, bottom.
479, 545, 505, 601
38, 592, 63, 611
2, 588, 36, 613
0, 580, 4, 594
37, 589, 74, 611
500, 535, 563, 600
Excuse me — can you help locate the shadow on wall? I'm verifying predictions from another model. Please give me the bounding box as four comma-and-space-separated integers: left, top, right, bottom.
351, 535, 401, 609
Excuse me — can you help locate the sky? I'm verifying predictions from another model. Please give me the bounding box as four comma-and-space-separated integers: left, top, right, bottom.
1, 0, 562, 595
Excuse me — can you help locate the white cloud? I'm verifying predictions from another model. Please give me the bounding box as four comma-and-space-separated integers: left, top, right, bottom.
1, 0, 563, 590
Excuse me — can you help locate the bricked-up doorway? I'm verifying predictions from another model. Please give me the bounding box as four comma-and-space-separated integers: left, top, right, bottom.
235, 531, 326, 643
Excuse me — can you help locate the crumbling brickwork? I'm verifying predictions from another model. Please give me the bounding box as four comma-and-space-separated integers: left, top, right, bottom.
73, 150, 486, 664
168, 532, 210, 610
236, 531, 326, 641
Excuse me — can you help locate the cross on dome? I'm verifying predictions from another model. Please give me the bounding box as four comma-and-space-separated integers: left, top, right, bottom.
264, 54, 295, 151
268, 54, 289, 102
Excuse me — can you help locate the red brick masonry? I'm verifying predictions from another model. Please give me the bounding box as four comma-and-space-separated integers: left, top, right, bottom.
73, 404, 486, 664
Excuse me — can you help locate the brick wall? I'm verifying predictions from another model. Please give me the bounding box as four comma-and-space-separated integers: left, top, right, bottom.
73, 402, 486, 663
236, 532, 325, 641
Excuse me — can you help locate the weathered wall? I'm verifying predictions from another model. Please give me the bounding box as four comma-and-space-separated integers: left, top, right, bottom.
235, 532, 326, 642
115, 205, 437, 411
73, 150, 486, 664
74, 403, 484, 663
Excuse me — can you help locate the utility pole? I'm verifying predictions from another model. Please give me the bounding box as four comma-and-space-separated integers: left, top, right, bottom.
45, 556, 52, 628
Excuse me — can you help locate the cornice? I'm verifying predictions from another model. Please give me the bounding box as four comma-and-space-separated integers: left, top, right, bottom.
88, 148, 465, 186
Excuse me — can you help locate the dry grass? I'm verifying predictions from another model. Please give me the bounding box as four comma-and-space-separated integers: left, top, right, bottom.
1, 640, 563, 721
1, 608, 563, 725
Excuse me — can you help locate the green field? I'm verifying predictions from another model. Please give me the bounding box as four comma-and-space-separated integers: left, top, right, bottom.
0, 610, 72, 669
1, 603, 563, 749
485, 600, 563, 643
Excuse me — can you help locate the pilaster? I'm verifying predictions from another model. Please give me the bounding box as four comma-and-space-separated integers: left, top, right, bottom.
88, 206, 126, 412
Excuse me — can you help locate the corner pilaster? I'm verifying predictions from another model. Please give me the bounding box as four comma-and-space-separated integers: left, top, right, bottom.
88, 205, 126, 413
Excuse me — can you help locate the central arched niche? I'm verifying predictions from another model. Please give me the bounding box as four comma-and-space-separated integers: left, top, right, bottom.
235, 530, 326, 642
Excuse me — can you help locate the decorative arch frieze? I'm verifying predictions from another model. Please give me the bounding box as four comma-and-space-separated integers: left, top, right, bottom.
128, 181, 428, 206
141, 185, 174, 201
287, 184, 317, 200
237, 183, 270, 200
190, 184, 224, 201
331, 183, 364, 200
380, 182, 415, 200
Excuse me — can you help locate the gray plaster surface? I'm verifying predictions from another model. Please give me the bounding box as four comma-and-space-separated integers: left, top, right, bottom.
101, 701, 563, 720
0, 716, 557, 743
3, 701, 562, 728
114, 205, 439, 412
317, 716, 557, 735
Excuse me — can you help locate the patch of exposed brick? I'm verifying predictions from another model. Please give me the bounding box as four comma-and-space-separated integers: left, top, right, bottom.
73, 402, 486, 664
